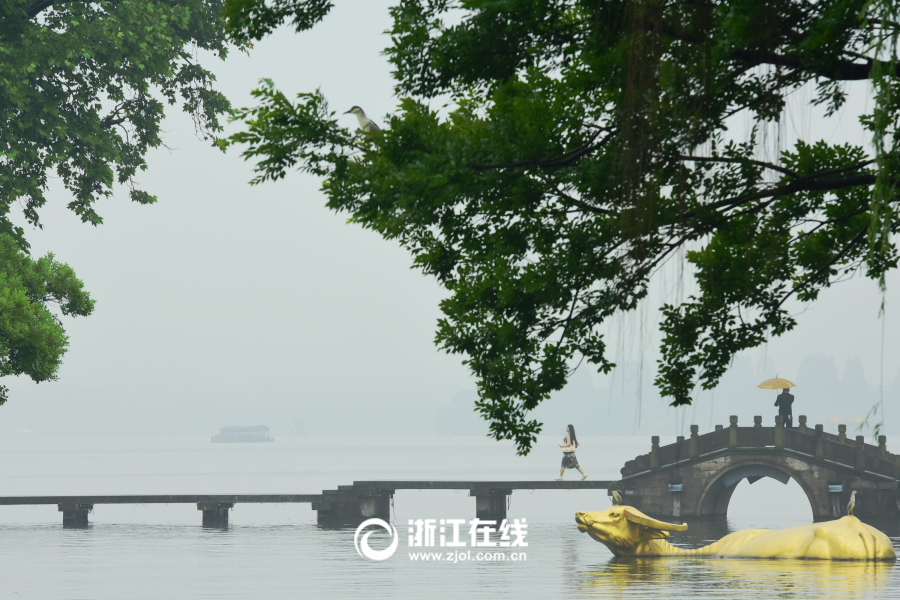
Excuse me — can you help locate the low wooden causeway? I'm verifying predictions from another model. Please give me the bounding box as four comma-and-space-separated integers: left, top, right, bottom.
0, 482, 615, 527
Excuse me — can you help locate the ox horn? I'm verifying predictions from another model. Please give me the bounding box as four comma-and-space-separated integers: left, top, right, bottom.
623, 508, 688, 532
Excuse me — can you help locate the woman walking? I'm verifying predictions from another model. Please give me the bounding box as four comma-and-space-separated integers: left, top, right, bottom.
556, 424, 587, 481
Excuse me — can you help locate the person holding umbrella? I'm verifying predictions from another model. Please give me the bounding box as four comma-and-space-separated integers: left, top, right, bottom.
775, 388, 795, 428
758, 377, 796, 428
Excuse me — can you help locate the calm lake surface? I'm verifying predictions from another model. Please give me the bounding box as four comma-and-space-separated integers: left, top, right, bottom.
0, 435, 897, 599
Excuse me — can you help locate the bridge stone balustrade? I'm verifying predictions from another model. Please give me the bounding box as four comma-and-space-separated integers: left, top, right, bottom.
615, 415, 900, 521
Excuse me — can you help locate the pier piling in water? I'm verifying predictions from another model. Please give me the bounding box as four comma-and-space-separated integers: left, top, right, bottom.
314, 489, 392, 527
471, 489, 511, 521
197, 502, 233, 527
58, 503, 92, 528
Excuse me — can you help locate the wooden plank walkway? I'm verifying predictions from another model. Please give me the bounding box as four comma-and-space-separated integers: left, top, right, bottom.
0, 479, 618, 506
0, 482, 617, 506
349, 480, 617, 490
0, 494, 321, 505
0, 482, 619, 526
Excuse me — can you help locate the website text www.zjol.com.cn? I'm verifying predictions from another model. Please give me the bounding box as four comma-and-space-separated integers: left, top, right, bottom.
408, 550, 527, 562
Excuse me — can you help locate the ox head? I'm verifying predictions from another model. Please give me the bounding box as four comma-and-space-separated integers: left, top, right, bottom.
575, 506, 687, 555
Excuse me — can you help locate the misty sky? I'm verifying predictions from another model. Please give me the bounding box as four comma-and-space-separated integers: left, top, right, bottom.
4, 1, 898, 440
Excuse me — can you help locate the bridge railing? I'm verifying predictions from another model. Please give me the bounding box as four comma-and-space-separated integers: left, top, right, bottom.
621, 415, 899, 480
786, 427, 817, 456
696, 427, 729, 456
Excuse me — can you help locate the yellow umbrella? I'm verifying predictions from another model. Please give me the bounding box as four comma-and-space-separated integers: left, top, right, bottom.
758, 377, 796, 390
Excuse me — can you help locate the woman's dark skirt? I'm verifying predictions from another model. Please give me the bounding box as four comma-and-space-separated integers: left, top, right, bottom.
561, 452, 580, 469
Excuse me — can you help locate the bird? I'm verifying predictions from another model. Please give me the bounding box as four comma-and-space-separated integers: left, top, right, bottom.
344, 106, 380, 132
847, 490, 857, 516
611, 490, 623, 506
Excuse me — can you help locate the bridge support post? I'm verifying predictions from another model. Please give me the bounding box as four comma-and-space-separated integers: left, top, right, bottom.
729, 416, 738, 447
58, 503, 92, 527
815, 424, 824, 459
879, 436, 888, 459
838, 424, 847, 444
651, 437, 660, 470
314, 490, 392, 528
799, 415, 808, 433
855, 436, 866, 471
197, 502, 233, 527
471, 489, 511, 522
774, 415, 784, 448
753, 416, 762, 427
689, 425, 699, 459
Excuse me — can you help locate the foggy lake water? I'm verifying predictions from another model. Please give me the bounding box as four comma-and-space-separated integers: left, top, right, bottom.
0, 436, 898, 599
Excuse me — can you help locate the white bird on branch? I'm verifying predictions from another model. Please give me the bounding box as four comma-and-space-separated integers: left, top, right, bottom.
344, 106, 380, 132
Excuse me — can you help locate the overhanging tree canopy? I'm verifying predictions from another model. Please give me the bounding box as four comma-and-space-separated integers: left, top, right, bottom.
0, 0, 236, 402
226, 0, 900, 454
0, 234, 94, 404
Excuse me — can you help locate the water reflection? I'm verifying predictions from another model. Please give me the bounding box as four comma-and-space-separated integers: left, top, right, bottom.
578, 518, 900, 600
581, 557, 893, 599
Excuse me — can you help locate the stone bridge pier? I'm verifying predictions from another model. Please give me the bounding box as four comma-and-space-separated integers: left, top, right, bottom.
472, 489, 511, 521
313, 488, 393, 527
615, 416, 900, 521
59, 503, 92, 528
197, 501, 233, 527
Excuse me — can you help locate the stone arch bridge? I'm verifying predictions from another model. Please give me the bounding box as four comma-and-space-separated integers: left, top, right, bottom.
616, 415, 900, 521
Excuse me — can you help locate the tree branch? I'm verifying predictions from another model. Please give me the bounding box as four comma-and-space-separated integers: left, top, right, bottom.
25, 0, 58, 17
101, 115, 128, 128
548, 188, 612, 215
790, 208, 869, 243
25, 0, 177, 18
775, 224, 869, 310
469, 130, 613, 171
730, 49, 892, 81
662, 19, 895, 82
679, 154, 799, 178
699, 173, 876, 217
553, 282, 583, 356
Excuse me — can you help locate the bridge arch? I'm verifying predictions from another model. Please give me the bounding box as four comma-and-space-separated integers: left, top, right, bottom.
696, 459, 820, 518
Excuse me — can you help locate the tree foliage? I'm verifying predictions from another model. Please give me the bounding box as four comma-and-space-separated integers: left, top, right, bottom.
226, 0, 900, 454
0, 234, 94, 404
222, 0, 330, 43
1, 0, 235, 243
1, 0, 235, 400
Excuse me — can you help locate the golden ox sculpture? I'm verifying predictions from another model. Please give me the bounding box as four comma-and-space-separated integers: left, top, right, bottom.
575, 506, 895, 560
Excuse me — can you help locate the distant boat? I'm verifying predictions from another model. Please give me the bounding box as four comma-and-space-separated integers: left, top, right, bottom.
211, 425, 274, 443
10, 426, 33, 438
